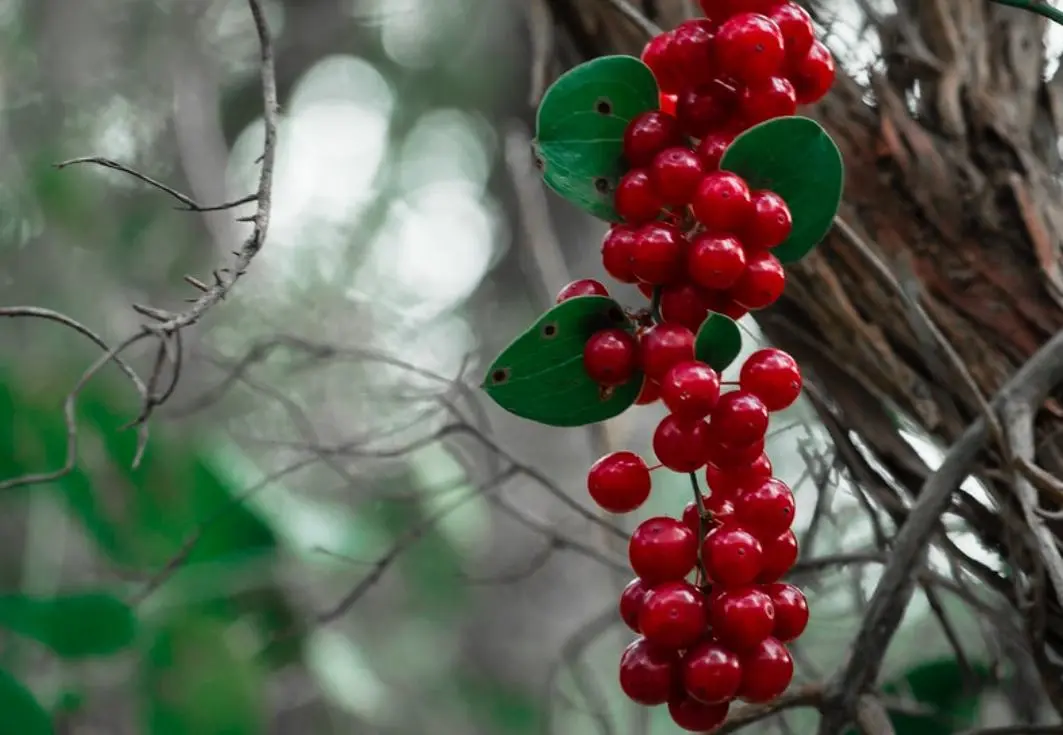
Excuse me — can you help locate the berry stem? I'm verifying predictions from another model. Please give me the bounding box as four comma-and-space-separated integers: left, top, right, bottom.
689, 471, 711, 581
649, 286, 663, 324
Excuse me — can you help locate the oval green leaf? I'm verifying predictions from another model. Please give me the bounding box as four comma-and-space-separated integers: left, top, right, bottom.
694, 313, 742, 373
482, 296, 642, 426
534, 55, 659, 221
0, 592, 137, 658
0, 667, 53, 735
720, 116, 843, 263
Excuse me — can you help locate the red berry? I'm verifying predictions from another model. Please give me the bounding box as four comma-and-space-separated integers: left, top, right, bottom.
653, 415, 712, 472
639, 323, 695, 381
640, 581, 708, 649
705, 453, 773, 497
682, 640, 742, 704
587, 451, 652, 513
668, 693, 730, 732
620, 637, 678, 705
735, 478, 795, 539
758, 529, 799, 583
650, 147, 705, 206
635, 376, 661, 405
742, 190, 793, 251
737, 637, 793, 703
768, 1, 815, 60
788, 39, 835, 105
660, 283, 710, 331
695, 131, 734, 171
669, 19, 717, 86
683, 494, 737, 535
631, 222, 686, 285
701, 289, 750, 322
641, 32, 683, 95
709, 586, 775, 650
740, 347, 802, 410
711, 391, 770, 445
730, 251, 785, 309
620, 578, 651, 633
677, 82, 738, 139
660, 361, 722, 420
616, 169, 664, 224
739, 76, 797, 125
601, 225, 640, 283
637, 282, 656, 299
764, 582, 808, 642
703, 526, 764, 587
715, 13, 786, 85
624, 111, 684, 168
660, 93, 678, 116
691, 172, 753, 232
688, 233, 748, 290
583, 328, 639, 386
556, 278, 609, 303
705, 437, 766, 471
629, 516, 698, 584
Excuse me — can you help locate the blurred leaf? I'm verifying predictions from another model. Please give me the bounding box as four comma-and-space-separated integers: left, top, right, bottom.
534, 55, 658, 221
0, 666, 53, 735
720, 116, 844, 263
694, 313, 742, 373
458, 672, 543, 735
0, 591, 137, 659
873, 658, 990, 734
482, 296, 642, 426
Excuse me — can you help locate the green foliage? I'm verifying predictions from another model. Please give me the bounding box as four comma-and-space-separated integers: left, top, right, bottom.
720, 116, 844, 263
694, 313, 743, 373
534, 55, 658, 221
0, 666, 53, 735
0, 591, 137, 658
482, 296, 642, 426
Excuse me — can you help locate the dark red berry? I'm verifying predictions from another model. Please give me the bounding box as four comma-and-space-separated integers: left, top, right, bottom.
637, 282, 656, 299
703, 526, 764, 587
668, 693, 730, 732
739, 75, 797, 125
682, 640, 742, 704
601, 225, 640, 284
705, 453, 773, 497
788, 39, 835, 105
711, 391, 770, 446
631, 222, 686, 285
709, 586, 775, 650
556, 278, 609, 303
660, 361, 722, 420
583, 328, 639, 386
695, 131, 734, 171
635, 377, 661, 405
639, 323, 696, 381
737, 637, 793, 703
677, 82, 738, 139
616, 169, 664, 224
715, 13, 786, 85
640, 581, 708, 649
660, 283, 710, 332
620, 578, 651, 633
624, 111, 684, 168
705, 436, 766, 471
669, 19, 717, 86
683, 494, 736, 535
688, 233, 747, 290
660, 93, 678, 116
629, 516, 699, 584
620, 637, 678, 705
587, 451, 652, 513
691, 171, 753, 232
730, 250, 786, 309
768, 1, 815, 60
764, 582, 808, 642
641, 32, 683, 95
650, 147, 705, 206
742, 190, 793, 251
735, 478, 795, 539
758, 529, 799, 583
653, 415, 712, 472
740, 347, 802, 410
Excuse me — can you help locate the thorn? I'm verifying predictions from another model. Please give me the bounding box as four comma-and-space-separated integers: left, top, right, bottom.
132, 304, 173, 322
237, 216, 255, 222
212, 270, 226, 286
184, 275, 209, 292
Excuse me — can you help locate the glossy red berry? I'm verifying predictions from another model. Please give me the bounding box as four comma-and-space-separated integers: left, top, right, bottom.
743, 190, 793, 251
682, 640, 742, 704
705, 452, 773, 497
768, 1, 815, 60
740, 347, 802, 410
737, 637, 793, 703
709, 586, 775, 650
764, 582, 809, 642
616, 169, 664, 224
758, 529, 799, 583
637, 282, 656, 299
711, 391, 770, 446
639, 323, 696, 381
630, 222, 686, 285
705, 437, 766, 471
669, 19, 717, 86
556, 278, 609, 303
620, 637, 678, 705
660, 361, 722, 420
788, 39, 835, 104
601, 225, 640, 284
640, 581, 708, 649
629, 516, 698, 584
695, 131, 734, 171
715, 13, 786, 85
730, 250, 786, 309
635, 377, 661, 405
583, 329, 638, 386
739, 76, 798, 125
735, 478, 795, 539
653, 415, 712, 472
641, 32, 683, 95
681, 495, 735, 535
660, 283, 709, 331
660, 93, 678, 116
624, 111, 684, 168
703, 526, 764, 587
688, 233, 747, 290
650, 147, 705, 206
668, 693, 730, 732
691, 171, 753, 232
587, 451, 652, 513
677, 82, 738, 139
620, 578, 651, 633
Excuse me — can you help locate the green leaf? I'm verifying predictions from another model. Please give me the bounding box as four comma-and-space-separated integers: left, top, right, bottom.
534, 55, 659, 221
694, 313, 743, 373
720, 116, 843, 263
0, 592, 137, 658
0, 666, 54, 735
482, 296, 642, 426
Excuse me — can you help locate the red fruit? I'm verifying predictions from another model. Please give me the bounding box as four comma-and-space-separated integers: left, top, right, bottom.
705, 437, 765, 471
630, 223, 686, 285
637, 282, 656, 299
660, 361, 722, 420
556, 278, 609, 303
635, 377, 661, 405
739, 76, 797, 125
640, 581, 708, 649
650, 147, 705, 206
695, 131, 734, 171
641, 32, 683, 95
737, 637, 793, 703
620, 578, 651, 633
669, 19, 717, 86
601, 225, 640, 284
709, 587, 775, 650
688, 233, 747, 290
691, 171, 753, 232
683, 495, 737, 534
701, 289, 750, 322
624, 111, 684, 168
705, 453, 773, 497
616, 169, 664, 224
714, 13, 786, 85
660, 93, 678, 116
677, 82, 738, 139
735, 478, 795, 539
740, 347, 802, 410
629, 516, 699, 584
703, 526, 764, 587
788, 39, 835, 105
620, 637, 678, 705
711, 391, 770, 445
668, 694, 730, 732
730, 251, 785, 309
768, 1, 815, 60
583, 328, 639, 386
743, 190, 793, 251
764, 582, 808, 642
587, 451, 652, 514
660, 283, 709, 331
639, 323, 696, 381
758, 529, 799, 583
682, 640, 742, 704
653, 415, 712, 472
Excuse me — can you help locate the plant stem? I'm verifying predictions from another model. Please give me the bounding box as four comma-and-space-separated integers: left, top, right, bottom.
650, 286, 663, 324
690, 471, 711, 582
989, 0, 1063, 25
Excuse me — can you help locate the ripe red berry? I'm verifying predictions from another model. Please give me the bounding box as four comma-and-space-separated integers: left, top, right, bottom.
624, 111, 684, 168
730, 250, 786, 309
660, 361, 722, 420
740, 347, 802, 410
681, 495, 735, 535
616, 169, 664, 224
629, 516, 698, 584
705, 436, 765, 471
668, 693, 730, 732
641, 32, 683, 95
660, 283, 709, 332
637, 282, 656, 299
788, 39, 835, 105
653, 415, 712, 472
711, 391, 770, 446
619, 637, 678, 705
688, 233, 748, 290
705, 452, 773, 497
639, 323, 695, 380
583, 328, 639, 386
735, 478, 795, 539
695, 131, 734, 171
640, 581, 708, 649
714, 13, 786, 85
691, 171, 753, 232
682, 640, 742, 704
635, 377, 661, 405
660, 93, 678, 116
739, 76, 798, 125
620, 578, 651, 633
677, 82, 738, 139
669, 19, 717, 86
630, 222, 686, 285
601, 225, 640, 284
556, 278, 609, 303
737, 637, 793, 703
768, 1, 815, 60
703, 526, 764, 587
650, 147, 705, 206
709, 586, 775, 650
743, 190, 793, 251
587, 451, 652, 513
758, 529, 799, 583
764, 582, 808, 642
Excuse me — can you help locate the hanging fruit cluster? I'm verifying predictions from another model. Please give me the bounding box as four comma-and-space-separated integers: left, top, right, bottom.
483, 1, 843, 731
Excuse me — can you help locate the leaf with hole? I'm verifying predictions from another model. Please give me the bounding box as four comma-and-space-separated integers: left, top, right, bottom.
720, 116, 843, 263
482, 296, 642, 426
534, 55, 659, 221
0, 591, 137, 658
694, 313, 742, 373
0, 667, 52, 735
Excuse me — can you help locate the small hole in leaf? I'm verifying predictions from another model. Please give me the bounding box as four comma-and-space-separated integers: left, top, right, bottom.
533, 154, 545, 171
541, 322, 559, 339
595, 98, 613, 115
598, 384, 616, 401
594, 178, 610, 193
490, 368, 511, 385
